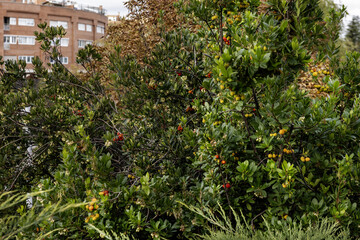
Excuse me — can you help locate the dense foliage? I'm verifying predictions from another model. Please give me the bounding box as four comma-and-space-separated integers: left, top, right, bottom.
1, 0, 360, 239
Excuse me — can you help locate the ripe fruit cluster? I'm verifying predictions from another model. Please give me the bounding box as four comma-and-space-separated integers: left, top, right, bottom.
300, 156, 311, 162
268, 153, 277, 158
244, 113, 253, 118
222, 183, 231, 189
72, 109, 83, 116
113, 133, 124, 142
186, 106, 195, 113
283, 148, 294, 154
270, 133, 277, 137
128, 174, 136, 179
279, 129, 287, 135
223, 36, 230, 46
85, 213, 100, 223
99, 190, 109, 196
177, 125, 183, 133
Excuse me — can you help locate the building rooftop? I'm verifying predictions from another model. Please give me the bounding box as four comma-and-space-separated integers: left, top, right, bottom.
0, 0, 106, 15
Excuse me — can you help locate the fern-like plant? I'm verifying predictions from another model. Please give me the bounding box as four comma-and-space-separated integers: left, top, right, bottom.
180, 202, 350, 240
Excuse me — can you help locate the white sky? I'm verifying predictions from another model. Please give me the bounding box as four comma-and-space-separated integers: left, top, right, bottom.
74, 0, 128, 15
73, 0, 359, 33
334, 0, 360, 35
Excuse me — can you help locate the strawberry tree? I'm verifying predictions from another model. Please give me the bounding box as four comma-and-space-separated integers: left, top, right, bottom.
2, 0, 360, 239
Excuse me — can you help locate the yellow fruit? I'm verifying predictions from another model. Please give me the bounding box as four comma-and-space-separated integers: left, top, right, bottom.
85, 217, 90, 223
283, 215, 288, 220
230, 91, 235, 96
263, 46, 267, 51
268, 154, 273, 158
215, 55, 219, 59
211, 15, 218, 20
89, 205, 94, 211
95, 205, 99, 210
283, 148, 287, 153
282, 183, 287, 188
220, 99, 224, 103
220, 85, 225, 90
279, 129, 286, 135
272, 154, 276, 158
245, 114, 249, 118
86, 205, 89, 209
313, 72, 318, 77
300, 157, 305, 162
305, 157, 310, 162
235, 96, 240, 101
202, 118, 206, 123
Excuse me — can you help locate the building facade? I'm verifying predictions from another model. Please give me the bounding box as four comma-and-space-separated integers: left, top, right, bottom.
0, 0, 107, 69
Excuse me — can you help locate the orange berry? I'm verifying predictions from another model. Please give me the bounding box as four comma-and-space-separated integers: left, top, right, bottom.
221, 160, 226, 164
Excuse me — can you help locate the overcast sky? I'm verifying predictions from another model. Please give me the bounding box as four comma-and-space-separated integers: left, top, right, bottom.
74, 0, 359, 32
333, 0, 360, 35
74, 0, 128, 15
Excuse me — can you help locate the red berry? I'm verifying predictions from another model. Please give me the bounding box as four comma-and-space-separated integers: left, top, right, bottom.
215, 155, 220, 159
225, 183, 231, 188
176, 72, 182, 76
118, 134, 124, 141
177, 125, 183, 132
103, 190, 109, 196
221, 160, 226, 164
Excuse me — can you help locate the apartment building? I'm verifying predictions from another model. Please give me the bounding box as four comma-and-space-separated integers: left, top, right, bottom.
0, 0, 107, 69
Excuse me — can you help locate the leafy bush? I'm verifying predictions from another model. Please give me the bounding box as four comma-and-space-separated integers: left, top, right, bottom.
1, 0, 360, 239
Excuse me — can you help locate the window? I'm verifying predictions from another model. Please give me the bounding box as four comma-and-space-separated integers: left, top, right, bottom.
61, 38, 69, 47
18, 56, 34, 64
50, 38, 69, 47
4, 35, 17, 44
50, 57, 68, 65
3, 56, 17, 62
10, 18, 16, 25
86, 24, 92, 32
78, 40, 93, 48
17, 36, 35, 45
78, 23, 85, 31
96, 25, 105, 34
18, 18, 35, 26
49, 21, 68, 29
